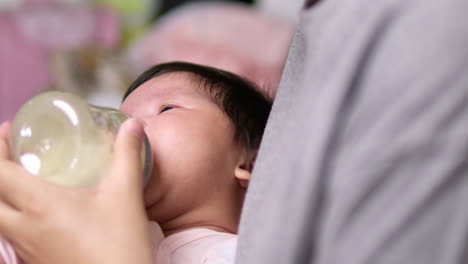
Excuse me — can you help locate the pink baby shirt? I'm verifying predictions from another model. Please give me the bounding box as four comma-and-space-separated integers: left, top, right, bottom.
155, 227, 237, 264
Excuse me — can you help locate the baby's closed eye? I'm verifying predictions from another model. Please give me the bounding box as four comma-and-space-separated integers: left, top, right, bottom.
160, 106, 177, 113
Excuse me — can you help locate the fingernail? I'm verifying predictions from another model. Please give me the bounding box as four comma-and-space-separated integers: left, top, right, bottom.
123, 118, 145, 139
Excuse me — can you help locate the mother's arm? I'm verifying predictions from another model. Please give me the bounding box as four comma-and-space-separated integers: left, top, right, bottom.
0, 120, 153, 264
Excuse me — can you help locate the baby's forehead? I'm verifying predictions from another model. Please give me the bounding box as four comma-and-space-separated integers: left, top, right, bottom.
125, 71, 214, 100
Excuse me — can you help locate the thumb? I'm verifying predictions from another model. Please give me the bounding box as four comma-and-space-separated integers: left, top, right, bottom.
101, 118, 146, 198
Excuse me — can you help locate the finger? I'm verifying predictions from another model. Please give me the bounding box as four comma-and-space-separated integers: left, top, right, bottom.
0, 160, 42, 211
0, 122, 11, 160
101, 118, 145, 197
0, 200, 21, 240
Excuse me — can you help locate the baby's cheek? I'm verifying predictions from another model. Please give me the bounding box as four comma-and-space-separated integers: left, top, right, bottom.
143, 173, 160, 207
146, 121, 233, 177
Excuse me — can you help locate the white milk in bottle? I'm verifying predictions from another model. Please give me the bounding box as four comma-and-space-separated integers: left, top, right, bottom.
9, 91, 152, 187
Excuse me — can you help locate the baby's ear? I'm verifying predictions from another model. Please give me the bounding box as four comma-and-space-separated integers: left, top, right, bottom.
234, 150, 257, 188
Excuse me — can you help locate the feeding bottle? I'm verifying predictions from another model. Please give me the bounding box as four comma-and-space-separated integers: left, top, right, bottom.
9, 91, 152, 187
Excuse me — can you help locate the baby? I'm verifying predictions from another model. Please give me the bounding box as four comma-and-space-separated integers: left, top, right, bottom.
0, 61, 272, 264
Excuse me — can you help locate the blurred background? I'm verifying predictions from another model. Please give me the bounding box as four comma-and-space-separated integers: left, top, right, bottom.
0, 0, 304, 123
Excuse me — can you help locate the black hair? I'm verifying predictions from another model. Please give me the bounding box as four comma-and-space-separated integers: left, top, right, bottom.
123, 61, 272, 150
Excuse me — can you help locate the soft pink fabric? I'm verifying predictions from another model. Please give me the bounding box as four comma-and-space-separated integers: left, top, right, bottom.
0, 235, 21, 264
0, 13, 50, 124
125, 2, 294, 98
156, 228, 237, 264
14, 6, 119, 52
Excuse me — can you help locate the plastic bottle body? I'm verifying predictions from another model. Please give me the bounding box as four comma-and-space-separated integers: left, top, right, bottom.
9, 91, 152, 187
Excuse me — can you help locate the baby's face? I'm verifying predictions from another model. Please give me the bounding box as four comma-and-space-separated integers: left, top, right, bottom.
120, 72, 245, 224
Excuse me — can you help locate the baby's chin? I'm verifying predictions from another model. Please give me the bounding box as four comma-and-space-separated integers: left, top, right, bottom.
145, 208, 153, 220
144, 202, 159, 221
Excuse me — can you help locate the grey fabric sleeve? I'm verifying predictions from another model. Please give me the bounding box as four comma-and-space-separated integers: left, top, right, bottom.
236, 0, 468, 263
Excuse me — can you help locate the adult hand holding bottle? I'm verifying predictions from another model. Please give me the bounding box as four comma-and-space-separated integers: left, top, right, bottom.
0, 119, 153, 264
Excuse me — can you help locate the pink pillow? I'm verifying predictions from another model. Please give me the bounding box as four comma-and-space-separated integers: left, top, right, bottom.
125, 2, 294, 98
0, 14, 49, 123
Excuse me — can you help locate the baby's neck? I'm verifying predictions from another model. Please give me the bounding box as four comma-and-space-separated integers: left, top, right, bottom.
161, 223, 236, 237
149, 205, 240, 238
147, 188, 244, 237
